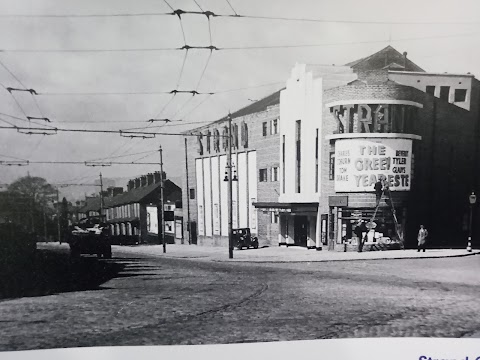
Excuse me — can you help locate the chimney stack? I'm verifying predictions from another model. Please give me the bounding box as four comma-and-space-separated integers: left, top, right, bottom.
127, 180, 134, 191
134, 178, 141, 189
107, 186, 115, 197
147, 173, 154, 185
154, 171, 161, 184
113, 187, 123, 196
140, 175, 147, 187
403, 51, 408, 70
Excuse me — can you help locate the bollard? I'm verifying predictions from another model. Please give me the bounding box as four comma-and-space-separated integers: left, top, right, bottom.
467, 236, 472, 252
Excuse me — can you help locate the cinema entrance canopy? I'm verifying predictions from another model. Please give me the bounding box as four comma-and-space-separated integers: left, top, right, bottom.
253, 202, 318, 214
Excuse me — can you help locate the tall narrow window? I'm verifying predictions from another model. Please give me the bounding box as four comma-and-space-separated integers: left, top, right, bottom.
295, 120, 301, 193
262, 122, 268, 137
272, 119, 278, 134
271, 167, 279, 181
329, 152, 335, 180
315, 129, 319, 193
282, 135, 285, 193
440, 86, 450, 101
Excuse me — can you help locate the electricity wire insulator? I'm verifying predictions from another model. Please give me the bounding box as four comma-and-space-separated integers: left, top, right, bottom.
27, 116, 51, 122
6, 87, 38, 95
84, 161, 112, 167
17, 128, 57, 135
147, 118, 182, 123
0, 160, 29, 166
120, 132, 156, 139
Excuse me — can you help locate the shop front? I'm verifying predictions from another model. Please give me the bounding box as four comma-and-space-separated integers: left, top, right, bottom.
253, 202, 320, 249
324, 132, 419, 251
328, 205, 407, 251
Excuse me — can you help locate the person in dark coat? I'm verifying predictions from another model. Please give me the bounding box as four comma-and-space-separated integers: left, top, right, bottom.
417, 225, 428, 252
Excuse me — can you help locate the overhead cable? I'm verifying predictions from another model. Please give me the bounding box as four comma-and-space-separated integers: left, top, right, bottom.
3, 32, 478, 53
0, 125, 201, 137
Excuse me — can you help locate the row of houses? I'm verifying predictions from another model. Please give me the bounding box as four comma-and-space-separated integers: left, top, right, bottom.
77, 172, 182, 244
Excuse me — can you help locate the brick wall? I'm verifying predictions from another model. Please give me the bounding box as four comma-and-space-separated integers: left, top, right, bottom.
324, 83, 424, 104
181, 105, 280, 247
320, 82, 480, 249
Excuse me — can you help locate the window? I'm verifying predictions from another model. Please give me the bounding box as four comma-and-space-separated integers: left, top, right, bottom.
426, 86, 435, 95
271, 212, 279, 224
295, 120, 301, 193
271, 119, 278, 134
454, 89, 467, 102
259, 168, 268, 182
271, 167, 279, 181
329, 152, 335, 180
440, 86, 450, 101
262, 122, 268, 136
315, 129, 319, 193
282, 135, 285, 193
189, 188, 195, 199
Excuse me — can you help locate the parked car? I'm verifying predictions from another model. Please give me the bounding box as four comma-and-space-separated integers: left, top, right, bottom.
67, 217, 112, 259
232, 228, 259, 250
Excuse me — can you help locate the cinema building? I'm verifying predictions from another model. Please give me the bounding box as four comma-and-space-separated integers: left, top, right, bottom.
183, 46, 480, 250
182, 96, 281, 247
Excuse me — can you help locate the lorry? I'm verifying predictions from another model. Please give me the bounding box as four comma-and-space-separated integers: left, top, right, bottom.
67, 217, 112, 259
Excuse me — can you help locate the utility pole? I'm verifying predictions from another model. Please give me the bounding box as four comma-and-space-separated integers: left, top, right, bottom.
159, 145, 166, 253
56, 188, 61, 243
43, 208, 47, 242
185, 137, 191, 245
227, 113, 233, 259
99, 172, 104, 221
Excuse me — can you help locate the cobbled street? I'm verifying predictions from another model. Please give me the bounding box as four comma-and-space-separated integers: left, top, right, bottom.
1, 248, 480, 351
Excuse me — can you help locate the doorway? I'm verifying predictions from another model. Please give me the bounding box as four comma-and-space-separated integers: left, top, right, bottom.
294, 216, 308, 247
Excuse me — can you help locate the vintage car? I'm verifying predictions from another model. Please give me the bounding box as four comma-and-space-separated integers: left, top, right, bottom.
232, 228, 259, 250
67, 217, 112, 259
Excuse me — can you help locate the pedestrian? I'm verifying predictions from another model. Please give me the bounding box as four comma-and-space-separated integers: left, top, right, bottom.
417, 224, 428, 252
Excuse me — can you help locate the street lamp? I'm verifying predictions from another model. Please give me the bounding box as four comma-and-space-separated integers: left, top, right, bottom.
467, 191, 476, 252
223, 113, 237, 259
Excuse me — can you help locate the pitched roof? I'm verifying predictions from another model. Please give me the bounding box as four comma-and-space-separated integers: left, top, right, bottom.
345, 45, 425, 72
187, 88, 283, 132
105, 179, 180, 208
78, 180, 180, 212
78, 197, 101, 213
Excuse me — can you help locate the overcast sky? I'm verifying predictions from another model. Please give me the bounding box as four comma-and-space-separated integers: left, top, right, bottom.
0, 0, 479, 199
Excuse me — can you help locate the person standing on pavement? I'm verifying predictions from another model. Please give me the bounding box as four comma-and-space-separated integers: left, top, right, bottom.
417, 225, 428, 252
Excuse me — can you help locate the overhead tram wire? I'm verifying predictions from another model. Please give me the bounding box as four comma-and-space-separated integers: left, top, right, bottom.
0, 58, 46, 121
85, 149, 159, 162
1, 9, 479, 25
225, 0, 239, 16
3, 31, 479, 54
0, 160, 160, 166
38, 81, 284, 98
0, 125, 200, 137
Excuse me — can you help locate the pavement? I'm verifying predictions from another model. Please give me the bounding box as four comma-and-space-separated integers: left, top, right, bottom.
38, 242, 480, 263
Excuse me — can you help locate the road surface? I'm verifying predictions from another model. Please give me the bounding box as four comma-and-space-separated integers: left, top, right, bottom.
1, 247, 479, 351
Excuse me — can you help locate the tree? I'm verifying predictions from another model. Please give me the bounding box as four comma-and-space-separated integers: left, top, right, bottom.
8, 176, 56, 208
7, 176, 56, 233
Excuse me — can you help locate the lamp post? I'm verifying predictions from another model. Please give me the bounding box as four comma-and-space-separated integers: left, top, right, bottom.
223, 113, 238, 259
467, 191, 476, 252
